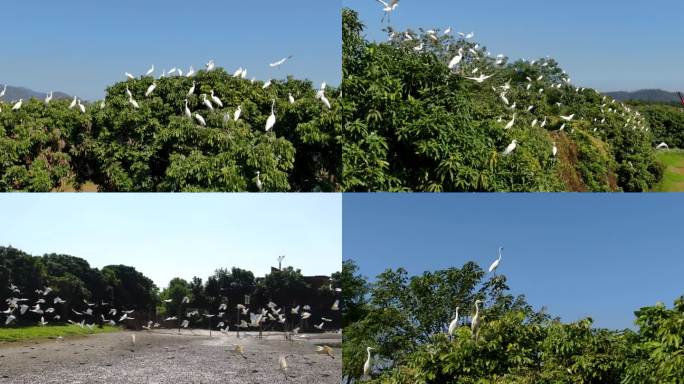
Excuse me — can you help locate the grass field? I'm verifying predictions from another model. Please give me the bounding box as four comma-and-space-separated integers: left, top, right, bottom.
652, 149, 684, 192
0, 324, 120, 342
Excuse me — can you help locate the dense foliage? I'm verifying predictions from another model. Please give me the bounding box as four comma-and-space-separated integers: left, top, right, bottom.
0, 70, 339, 191
342, 259, 684, 383
341, 9, 661, 192
631, 101, 684, 149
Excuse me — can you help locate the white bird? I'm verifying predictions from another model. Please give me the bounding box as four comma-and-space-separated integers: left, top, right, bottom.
504, 114, 516, 130
145, 65, 155, 76
331, 300, 339, 311
125, 72, 135, 80
5, 314, 16, 325
413, 43, 424, 52
45, 91, 53, 104
314, 322, 324, 330
448, 48, 463, 69
187, 81, 196, 97
128, 96, 139, 109
320, 94, 331, 109
288, 93, 295, 104
376, 0, 399, 22
233, 105, 242, 121
12, 99, 23, 111
560, 114, 575, 121
194, 113, 206, 126
0, 84, 6, 98
265, 100, 276, 131
448, 307, 460, 336
279, 355, 288, 371
656, 142, 669, 150
206, 59, 216, 71
233, 67, 244, 77
269, 55, 293, 68
69, 96, 78, 109
471, 300, 482, 340
100, 100, 106, 109
363, 347, 374, 376
210, 90, 223, 108
502, 140, 518, 156
186, 66, 195, 77
77, 99, 86, 114
125, 86, 133, 99
39, 317, 48, 326
262, 79, 272, 89
488, 247, 503, 273
552, 142, 558, 157
184, 99, 192, 119
201, 94, 214, 110
465, 74, 493, 83
145, 82, 156, 97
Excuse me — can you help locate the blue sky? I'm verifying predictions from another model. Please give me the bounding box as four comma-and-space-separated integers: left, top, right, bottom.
343, 193, 684, 330
346, 0, 684, 92
0, 0, 340, 100
0, 194, 341, 289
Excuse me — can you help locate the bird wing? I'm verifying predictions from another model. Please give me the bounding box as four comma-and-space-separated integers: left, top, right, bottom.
375, 0, 389, 6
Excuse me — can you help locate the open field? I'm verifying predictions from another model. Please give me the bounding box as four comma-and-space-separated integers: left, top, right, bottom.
0, 325, 119, 342
652, 149, 684, 192
0, 330, 341, 383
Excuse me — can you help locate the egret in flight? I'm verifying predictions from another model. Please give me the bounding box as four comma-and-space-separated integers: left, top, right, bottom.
465, 74, 493, 83
269, 55, 293, 68
656, 142, 669, 150
376, 0, 399, 23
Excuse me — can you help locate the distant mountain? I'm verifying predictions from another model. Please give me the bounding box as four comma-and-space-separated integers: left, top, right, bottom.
604, 89, 682, 104
0, 84, 70, 103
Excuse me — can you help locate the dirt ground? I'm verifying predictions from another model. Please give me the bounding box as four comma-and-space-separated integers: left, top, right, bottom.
0, 330, 341, 384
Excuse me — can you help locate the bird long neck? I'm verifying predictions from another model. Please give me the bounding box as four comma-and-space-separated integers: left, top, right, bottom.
367, 349, 372, 359
475, 302, 480, 315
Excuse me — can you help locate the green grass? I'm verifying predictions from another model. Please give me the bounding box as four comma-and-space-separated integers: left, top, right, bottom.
0, 324, 121, 342
652, 149, 684, 192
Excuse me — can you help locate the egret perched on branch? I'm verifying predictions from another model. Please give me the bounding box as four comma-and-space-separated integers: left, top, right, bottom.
206, 59, 215, 71
488, 247, 504, 273
265, 99, 276, 131
502, 140, 518, 156
363, 347, 375, 377
184, 100, 192, 119
194, 113, 206, 126
447, 50, 464, 69
448, 307, 460, 337
45, 91, 53, 104
145, 65, 154, 76
269, 55, 293, 68
77, 99, 86, 114
233, 105, 242, 121
201, 94, 214, 110
12, 99, 23, 111
471, 300, 482, 340
210, 90, 223, 108
128, 96, 139, 109
0, 84, 6, 98
288, 93, 295, 104
145, 81, 156, 97
504, 114, 516, 130
187, 81, 196, 97
125, 72, 135, 80
552, 142, 558, 157
69, 96, 78, 109
186, 66, 195, 77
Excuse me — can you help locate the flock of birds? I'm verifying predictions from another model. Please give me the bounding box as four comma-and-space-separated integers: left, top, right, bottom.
374, 0, 665, 159
362, 246, 505, 378
0, 56, 332, 134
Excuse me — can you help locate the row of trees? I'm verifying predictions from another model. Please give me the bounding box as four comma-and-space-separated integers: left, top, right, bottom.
341, 9, 661, 192
341, 259, 684, 383
0, 69, 340, 191
1, 246, 340, 331
632, 101, 684, 149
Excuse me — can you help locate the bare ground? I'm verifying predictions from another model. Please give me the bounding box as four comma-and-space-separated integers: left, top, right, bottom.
0, 330, 341, 384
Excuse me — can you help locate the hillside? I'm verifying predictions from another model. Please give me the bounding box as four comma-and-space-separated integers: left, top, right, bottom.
0, 84, 70, 102
604, 89, 682, 104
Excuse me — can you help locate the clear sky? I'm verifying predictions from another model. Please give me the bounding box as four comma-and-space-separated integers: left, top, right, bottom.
0, 193, 341, 289
0, 0, 341, 100
346, 0, 684, 92
343, 193, 684, 330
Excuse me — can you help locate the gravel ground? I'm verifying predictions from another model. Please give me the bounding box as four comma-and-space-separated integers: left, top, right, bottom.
0, 330, 341, 384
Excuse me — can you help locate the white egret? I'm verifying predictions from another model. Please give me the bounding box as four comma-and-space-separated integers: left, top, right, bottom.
145, 81, 157, 97
125, 72, 135, 80
502, 140, 518, 156
488, 247, 503, 273
206, 59, 215, 71
100, 100, 106, 109
552, 142, 558, 157
320, 94, 331, 109
145, 65, 155, 76
269, 55, 293, 68
560, 114, 575, 121
77, 99, 86, 114
656, 142, 669, 150
363, 347, 374, 376
125, 86, 133, 99
201, 94, 214, 110
186, 66, 195, 77
194, 113, 206, 126
504, 114, 516, 130
448, 48, 463, 69
233, 67, 244, 77
45, 91, 53, 104
448, 307, 460, 336
12, 99, 23, 111
262, 79, 272, 89
184, 100, 192, 119
465, 74, 493, 83
233, 105, 242, 121
0, 84, 6, 98
279, 355, 288, 372
187, 81, 196, 97
316, 345, 335, 359
471, 300, 482, 340
331, 300, 339, 311
69, 96, 78, 109
288, 93, 295, 104
128, 96, 139, 109
376, 0, 399, 23
210, 90, 223, 108
265, 99, 276, 131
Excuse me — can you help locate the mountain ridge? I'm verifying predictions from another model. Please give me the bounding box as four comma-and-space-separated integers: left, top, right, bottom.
0, 84, 71, 103
603, 89, 682, 104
